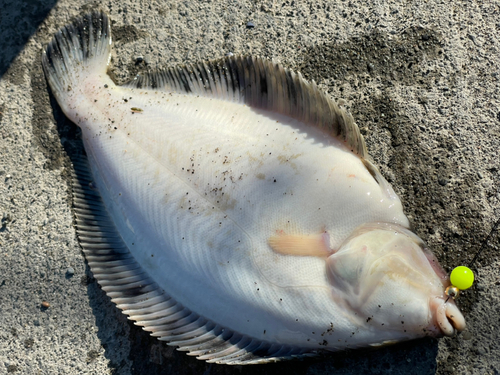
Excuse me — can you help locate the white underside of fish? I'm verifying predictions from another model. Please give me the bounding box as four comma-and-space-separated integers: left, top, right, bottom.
80, 74, 408, 343
42, 11, 465, 364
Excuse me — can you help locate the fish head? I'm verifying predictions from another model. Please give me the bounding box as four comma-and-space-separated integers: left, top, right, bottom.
326, 223, 465, 340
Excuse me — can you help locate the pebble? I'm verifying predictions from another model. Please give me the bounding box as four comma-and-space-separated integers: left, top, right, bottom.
135, 56, 144, 65
41, 301, 50, 308
438, 177, 448, 186
246, 21, 255, 29
476, 346, 487, 355
66, 267, 75, 277
445, 365, 455, 373
462, 331, 473, 340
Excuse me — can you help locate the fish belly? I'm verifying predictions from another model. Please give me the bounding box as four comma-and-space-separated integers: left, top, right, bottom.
68, 78, 409, 348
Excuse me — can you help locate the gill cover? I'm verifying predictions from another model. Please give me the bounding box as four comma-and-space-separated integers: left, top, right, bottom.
326, 223, 450, 333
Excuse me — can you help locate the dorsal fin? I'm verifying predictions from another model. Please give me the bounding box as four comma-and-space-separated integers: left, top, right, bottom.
124, 56, 368, 158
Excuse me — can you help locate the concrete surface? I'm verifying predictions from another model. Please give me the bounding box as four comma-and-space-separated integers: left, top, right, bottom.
0, 0, 499, 374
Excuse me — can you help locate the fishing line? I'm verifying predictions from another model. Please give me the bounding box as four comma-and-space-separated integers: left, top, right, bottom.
445, 216, 500, 301
467, 216, 500, 268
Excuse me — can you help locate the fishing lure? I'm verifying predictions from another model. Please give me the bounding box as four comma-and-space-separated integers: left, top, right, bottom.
445, 217, 499, 300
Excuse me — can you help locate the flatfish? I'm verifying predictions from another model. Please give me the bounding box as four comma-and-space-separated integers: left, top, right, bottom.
42, 11, 465, 364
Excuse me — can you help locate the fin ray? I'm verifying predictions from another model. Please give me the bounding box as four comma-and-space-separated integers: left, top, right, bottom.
125, 55, 367, 157
42, 11, 111, 111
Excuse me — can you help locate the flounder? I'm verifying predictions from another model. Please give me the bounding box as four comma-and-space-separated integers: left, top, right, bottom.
42, 11, 465, 364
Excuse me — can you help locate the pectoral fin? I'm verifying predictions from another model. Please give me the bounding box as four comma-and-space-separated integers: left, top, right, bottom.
268, 233, 332, 257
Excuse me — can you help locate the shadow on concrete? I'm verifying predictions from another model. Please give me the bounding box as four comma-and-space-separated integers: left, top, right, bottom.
0, 0, 57, 81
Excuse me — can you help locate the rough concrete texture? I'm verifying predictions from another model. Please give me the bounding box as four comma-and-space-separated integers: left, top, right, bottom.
0, 0, 499, 374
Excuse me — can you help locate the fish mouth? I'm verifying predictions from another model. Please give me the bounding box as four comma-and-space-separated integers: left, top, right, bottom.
429, 297, 466, 337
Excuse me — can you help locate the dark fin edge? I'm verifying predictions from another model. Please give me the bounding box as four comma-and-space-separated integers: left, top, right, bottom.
72, 157, 317, 364
124, 55, 368, 158
42, 11, 111, 106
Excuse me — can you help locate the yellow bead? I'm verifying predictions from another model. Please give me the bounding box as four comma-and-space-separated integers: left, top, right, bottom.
450, 266, 474, 290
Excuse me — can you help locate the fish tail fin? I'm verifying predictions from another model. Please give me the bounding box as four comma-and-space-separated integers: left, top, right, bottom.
42, 11, 111, 108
